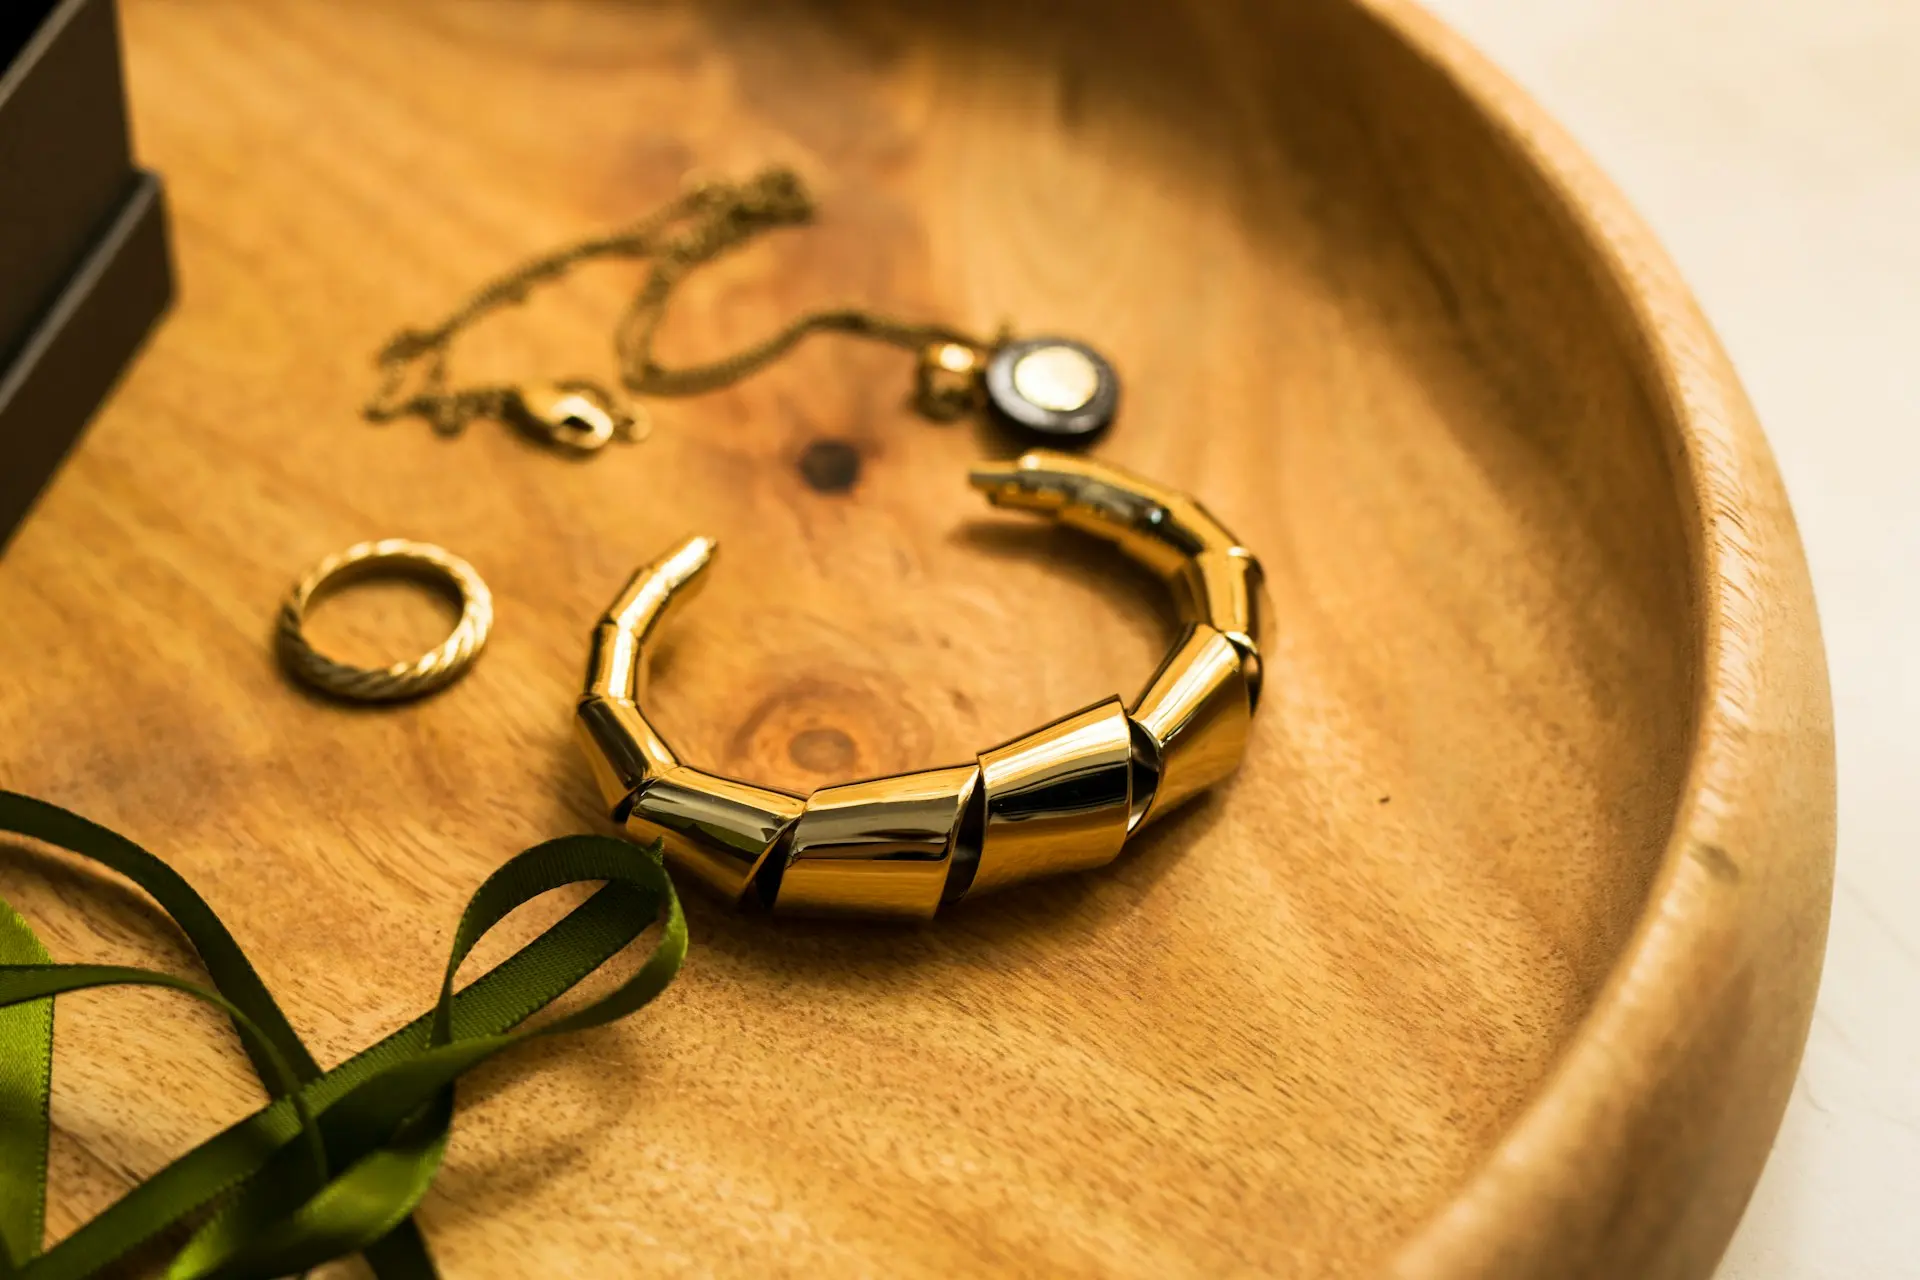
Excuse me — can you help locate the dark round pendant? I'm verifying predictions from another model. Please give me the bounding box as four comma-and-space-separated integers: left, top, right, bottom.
983, 337, 1119, 442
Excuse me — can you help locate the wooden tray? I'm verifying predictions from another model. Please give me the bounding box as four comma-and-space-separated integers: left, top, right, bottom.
0, 0, 1835, 1276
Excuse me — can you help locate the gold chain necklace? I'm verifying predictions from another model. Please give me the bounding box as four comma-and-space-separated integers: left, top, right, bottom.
363, 166, 1119, 452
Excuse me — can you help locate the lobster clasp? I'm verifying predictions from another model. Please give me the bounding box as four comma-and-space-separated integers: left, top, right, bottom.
509, 381, 647, 454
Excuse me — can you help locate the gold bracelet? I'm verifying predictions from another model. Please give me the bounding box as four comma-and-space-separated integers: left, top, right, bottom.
277, 539, 494, 703
574, 450, 1264, 917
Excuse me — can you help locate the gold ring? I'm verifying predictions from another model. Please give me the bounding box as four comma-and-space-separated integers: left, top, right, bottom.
574, 450, 1265, 919
277, 539, 494, 703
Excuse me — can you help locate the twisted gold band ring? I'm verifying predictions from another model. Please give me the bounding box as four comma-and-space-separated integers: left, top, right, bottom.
277, 539, 494, 703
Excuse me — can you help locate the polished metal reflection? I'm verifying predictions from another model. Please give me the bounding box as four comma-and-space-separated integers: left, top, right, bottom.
1177, 547, 1266, 707
575, 696, 678, 816
626, 768, 805, 902
969, 452, 1231, 577
574, 452, 1265, 917
970, 453, 1267, 710
577, 534, 808, 901
1011, 345, 1100, 412
1129, 625, 1252, 828
967, 698, 1134, 898
773, 765, 980, 918
577, 536, 714, 812
585, 534, 714, 699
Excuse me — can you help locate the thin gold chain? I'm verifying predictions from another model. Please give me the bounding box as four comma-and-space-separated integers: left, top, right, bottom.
364, 166, 994, 443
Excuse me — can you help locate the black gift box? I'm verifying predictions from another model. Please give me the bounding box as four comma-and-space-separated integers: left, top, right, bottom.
0, 0, 172, 551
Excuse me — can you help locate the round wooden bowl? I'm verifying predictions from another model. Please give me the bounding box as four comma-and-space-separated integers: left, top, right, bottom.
0, 0, 1833, 1276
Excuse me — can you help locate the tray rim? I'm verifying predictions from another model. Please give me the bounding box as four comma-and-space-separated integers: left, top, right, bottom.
1360, 2, 1837, 1275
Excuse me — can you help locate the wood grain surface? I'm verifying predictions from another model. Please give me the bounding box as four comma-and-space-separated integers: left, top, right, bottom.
0, 0, 1834, 1276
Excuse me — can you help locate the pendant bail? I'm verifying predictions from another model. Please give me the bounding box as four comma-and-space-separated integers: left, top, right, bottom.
982, 337, 1119, 442
913, 340, 989, 421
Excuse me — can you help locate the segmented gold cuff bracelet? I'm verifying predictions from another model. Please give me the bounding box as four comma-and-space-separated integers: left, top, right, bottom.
575, 450, 1264, 918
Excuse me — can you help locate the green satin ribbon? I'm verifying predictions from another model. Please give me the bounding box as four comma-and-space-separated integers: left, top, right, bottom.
0, 791, 685, 1280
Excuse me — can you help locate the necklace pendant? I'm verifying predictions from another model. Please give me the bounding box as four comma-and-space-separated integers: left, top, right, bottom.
983, 337, 1119, 442
914, 336, 1120, 443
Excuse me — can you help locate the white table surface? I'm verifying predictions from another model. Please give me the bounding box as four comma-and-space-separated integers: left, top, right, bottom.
1417, 2, 1920, 1276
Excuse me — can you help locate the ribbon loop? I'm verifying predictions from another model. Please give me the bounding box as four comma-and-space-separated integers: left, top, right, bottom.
0, 792, 683, 1280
